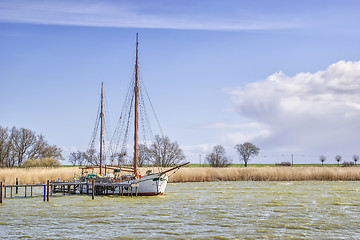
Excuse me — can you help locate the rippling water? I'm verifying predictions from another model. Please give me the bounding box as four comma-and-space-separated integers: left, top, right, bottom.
1, 181, 360, 239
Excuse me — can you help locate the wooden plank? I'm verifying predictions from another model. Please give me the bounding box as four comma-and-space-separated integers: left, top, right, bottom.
92, 180, 95, 200
47, 180, 50, 201
0, 182, 3, 203
16, 178, 18, 194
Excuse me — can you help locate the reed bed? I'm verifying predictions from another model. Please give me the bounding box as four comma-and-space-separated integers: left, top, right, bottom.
0, 167, 82, 185
1, 167, 360, 185
168, 167, 360, 182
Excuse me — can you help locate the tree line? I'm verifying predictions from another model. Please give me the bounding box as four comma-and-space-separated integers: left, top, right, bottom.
69, 135, 186, 167
320, 155, 359, 166
0, 126, 63, 167
68, 138, 260, 168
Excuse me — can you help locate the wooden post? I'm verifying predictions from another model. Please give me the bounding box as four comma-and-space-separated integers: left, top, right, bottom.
92, 180, 95, 200
47, 180, 50, 201
25, 185, 27, 197
43, 184, 46, 201
31, 186, 33, 197
0, 182, 3, 203
16, 178, 18, 194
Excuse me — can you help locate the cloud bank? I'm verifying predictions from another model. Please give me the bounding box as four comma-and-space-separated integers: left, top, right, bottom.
228, 61, 360, 155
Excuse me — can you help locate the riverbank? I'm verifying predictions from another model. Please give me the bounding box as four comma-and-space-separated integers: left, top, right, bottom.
1, 166, 359, 185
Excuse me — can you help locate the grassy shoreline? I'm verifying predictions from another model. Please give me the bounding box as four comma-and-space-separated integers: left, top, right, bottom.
1, 166, 360, 185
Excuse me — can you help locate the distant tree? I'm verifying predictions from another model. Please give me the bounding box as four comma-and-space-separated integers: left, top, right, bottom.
147, 135, 185, 167
138, 144, 150, 167
83, 148, 99, 165
320, 155, 326, 166
206, 145, 232, 167
354, 155, 359, 166
109, 151, 127, 166
28, 134, 63, 160
335, 155, 342, 166
0, 126, 63, 167
11, 127, 37, 166
235, 142, 260, 167
69, 150, 85, 166
0, 126, 13, 167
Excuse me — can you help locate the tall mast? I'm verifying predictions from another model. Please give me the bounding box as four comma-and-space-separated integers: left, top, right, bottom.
133, 33, 139, 176
100, 82, 104, 175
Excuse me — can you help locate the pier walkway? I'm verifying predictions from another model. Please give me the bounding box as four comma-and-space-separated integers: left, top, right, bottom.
0, 180, 139, 203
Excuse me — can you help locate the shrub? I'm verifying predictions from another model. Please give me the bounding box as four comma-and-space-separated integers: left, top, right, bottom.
342, 161, 355, 167
22, 159, 41, 168
22, 158, 61, 168
275, 161, 292, 167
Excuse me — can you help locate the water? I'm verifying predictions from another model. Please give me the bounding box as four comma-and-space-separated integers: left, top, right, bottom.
1, 181, 360, 239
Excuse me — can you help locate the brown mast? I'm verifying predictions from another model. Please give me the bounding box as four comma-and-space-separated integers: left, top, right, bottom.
133, 33, 139, 177
100, 82, 104, 175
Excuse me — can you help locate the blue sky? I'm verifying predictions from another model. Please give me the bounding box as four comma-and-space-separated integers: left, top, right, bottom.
1, 0, 360, 164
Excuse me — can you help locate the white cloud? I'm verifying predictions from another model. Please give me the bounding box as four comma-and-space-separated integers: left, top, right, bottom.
0, 0, 297, 30
228, 61, 360, 155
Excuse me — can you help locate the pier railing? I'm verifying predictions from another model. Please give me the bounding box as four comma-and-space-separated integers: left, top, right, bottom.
0, 180, 139, 203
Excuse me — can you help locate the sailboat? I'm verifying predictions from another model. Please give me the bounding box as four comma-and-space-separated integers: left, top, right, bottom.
79, 33, 188, 196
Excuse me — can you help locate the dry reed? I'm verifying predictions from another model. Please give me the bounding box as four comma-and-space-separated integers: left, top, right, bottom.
0, 167, 82, 185
1, 167, 360, 185
167, 167, 360, 182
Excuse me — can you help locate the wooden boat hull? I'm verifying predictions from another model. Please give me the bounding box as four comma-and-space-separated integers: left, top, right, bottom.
76, 172, 168, 196
136, 173, 168, 196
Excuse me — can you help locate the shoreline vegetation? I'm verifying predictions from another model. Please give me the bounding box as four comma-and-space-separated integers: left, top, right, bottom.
1, 166, 360, 185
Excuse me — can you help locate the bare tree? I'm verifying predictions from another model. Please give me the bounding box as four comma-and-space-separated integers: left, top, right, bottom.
111, 151, 127, 166
320, 155, 326, 166
354, 155, 359, 166
335, 155, 342, 166
147, 135, 185, 167
138, 144, 150, 167
0, 126, 63, 167
206, 145, 232, 167
235, 142, 260, 167
0, 127, 12, 167
83, 148, 99, 165
28, 134, 63, 160
11, 127, 37, 166
69, 150, 85, 166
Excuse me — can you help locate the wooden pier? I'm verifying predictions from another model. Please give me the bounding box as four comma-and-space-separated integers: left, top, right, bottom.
0, 180, 139, 203
50, 181, 139, 197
